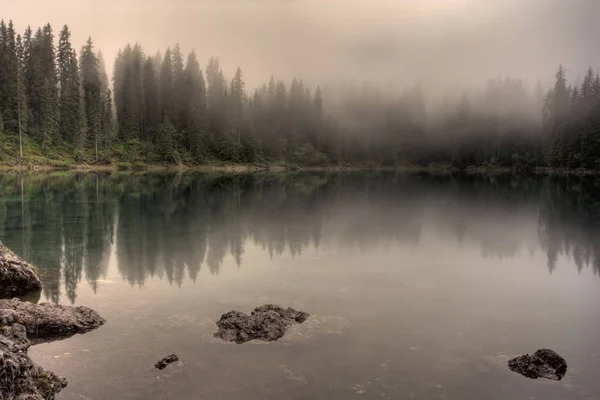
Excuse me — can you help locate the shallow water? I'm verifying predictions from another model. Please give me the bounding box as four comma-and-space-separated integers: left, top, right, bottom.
1, 172, 600, 400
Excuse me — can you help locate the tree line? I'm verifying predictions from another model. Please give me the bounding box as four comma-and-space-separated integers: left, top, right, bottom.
0, 19, 599, 169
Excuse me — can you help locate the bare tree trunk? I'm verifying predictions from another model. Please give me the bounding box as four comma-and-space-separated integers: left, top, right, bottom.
17, 67, 23, 161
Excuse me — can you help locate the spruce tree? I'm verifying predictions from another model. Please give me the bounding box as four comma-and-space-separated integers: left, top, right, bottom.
35, 24, 60, 146
182, 51, 208, 158
229, 67, 245, 142
99, 89, 114, 157
0, 21, 20, 134
171, 44, 186, 130
159, 48, 173, 121
58, 25, 84, 144
312, 86, 324, 151
142, 58, 160, 139
206, 57, 227, 137
80, 37, 102, 155
15, 34, 28, 132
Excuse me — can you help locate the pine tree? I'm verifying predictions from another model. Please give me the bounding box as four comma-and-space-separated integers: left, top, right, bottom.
159, 47, 173, 121
171, 44, 186, 130
182, 51, 208, 159
0, 21, 20, 134
312, 86, 324, 151
80, 37, 102, 155
156, 116, 176, 162
58, 26, 84, 144
114, 44, 142, 141
119, 65, 140, 141
206, 57, 227, 137
142, 58, 160, 139
229, 67, 245, 141
97, 51, 109, 93
99, 89, 114, 157
39, 77, 59, 148
15, 34, 28, 131
35, 24, 60, 146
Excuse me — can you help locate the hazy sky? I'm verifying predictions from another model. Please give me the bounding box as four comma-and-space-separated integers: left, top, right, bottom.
5, 0, 600, 92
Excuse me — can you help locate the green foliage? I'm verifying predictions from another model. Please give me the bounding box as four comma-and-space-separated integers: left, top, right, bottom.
156, 118, 178, 162
289, 143, 328, 166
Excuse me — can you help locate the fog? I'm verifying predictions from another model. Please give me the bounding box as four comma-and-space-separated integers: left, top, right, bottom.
5, 0, 600, 91
3, 0, 600, 169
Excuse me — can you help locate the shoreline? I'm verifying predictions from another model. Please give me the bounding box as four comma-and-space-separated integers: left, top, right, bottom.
1, 162, 599, 175
0, 162, 405, 174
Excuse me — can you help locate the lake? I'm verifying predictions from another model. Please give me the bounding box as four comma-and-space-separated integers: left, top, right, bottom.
0, 172, 599, 400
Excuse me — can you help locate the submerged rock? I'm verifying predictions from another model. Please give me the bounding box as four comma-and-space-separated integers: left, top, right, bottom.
214, 304, 310, 344
155, 354, 179, 370
508, 349, 567, 380
0, 241, 42, 299
0, 298, 105, 342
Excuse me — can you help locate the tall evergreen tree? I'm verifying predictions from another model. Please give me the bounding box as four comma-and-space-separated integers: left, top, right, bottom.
35, 24, 59, 146
171, 44, 186, 130
0, 21, 20, 134
80, 37, 102, 154
58, 25, 84, 144
159, 47, 173, 121
182, 51, 208, 158
206, 57, 227, 138
142, 58, 160, 139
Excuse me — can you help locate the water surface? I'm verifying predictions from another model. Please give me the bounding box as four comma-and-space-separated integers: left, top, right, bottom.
1, 172, 599, 400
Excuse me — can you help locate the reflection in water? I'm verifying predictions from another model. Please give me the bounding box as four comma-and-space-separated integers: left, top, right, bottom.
0, 172, 597, 304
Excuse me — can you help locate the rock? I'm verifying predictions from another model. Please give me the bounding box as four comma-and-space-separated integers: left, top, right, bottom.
214, 304, 310, 344
0, 299, 105, 399
0, 241, 42, 299
0, 246, 104, 399
0, 298, 105, 343
154, 354, 179, 370
508, 349, 567, 380
0, 322, 68, 400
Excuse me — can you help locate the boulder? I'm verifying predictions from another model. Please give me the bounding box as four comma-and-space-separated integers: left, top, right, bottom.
0, 299, 105, 399
0, 323, 67, 400
508, 349, 567, 380
214, 304, 309, 344
0, 242, 42, 299
0, 298, 105, 343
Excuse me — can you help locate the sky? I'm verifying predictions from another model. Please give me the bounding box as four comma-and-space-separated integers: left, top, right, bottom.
4, 0, 600, 93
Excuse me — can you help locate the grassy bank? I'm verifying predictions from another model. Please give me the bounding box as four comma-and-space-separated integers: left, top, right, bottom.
0, 133, 568, 175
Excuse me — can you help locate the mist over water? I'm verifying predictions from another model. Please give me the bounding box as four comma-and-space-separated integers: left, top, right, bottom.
1, 172, 599, 304
2, 172, 599, 400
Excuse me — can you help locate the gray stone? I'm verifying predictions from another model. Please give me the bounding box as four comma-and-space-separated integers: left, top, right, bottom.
0, 242, 42, 299
508, 349, 567, 380
0, 300, 105, 399
0, 298, 105, 343
0, 323, 67, 400
214, 304, 309, 344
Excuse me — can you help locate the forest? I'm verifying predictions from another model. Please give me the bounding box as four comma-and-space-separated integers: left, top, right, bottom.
0, 19, 599, 170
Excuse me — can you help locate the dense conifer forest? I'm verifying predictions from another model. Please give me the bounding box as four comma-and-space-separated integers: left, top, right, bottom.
0, 20, 598, 170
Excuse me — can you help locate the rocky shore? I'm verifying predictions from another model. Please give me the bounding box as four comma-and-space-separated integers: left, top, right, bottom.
0, 241, 105, 400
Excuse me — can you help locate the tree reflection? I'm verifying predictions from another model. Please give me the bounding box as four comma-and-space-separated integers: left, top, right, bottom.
0, 171, 599, 304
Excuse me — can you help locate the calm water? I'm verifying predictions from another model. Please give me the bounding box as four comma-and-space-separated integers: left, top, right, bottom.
1, 172, 600, 400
